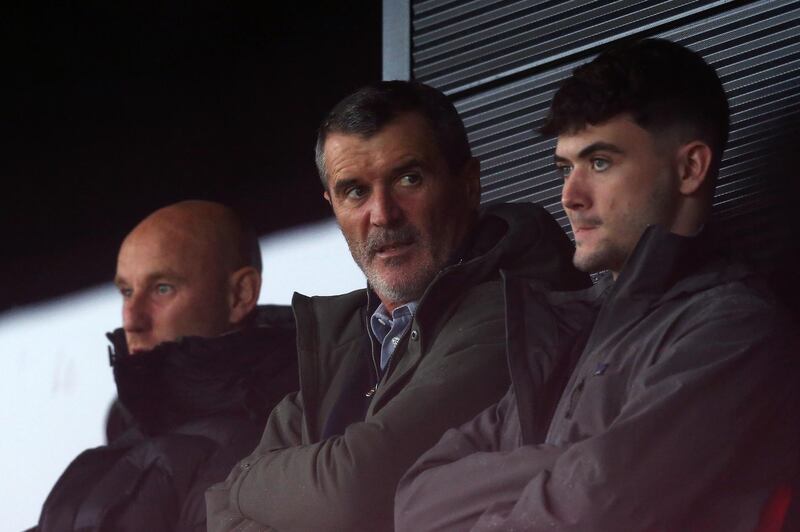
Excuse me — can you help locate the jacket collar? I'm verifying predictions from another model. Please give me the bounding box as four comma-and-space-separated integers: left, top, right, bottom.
412, 203, 590, 331
607, 225, 711, 299
369, 203, 590, 412
106, 306, 296, 435
601, 224, 753, 305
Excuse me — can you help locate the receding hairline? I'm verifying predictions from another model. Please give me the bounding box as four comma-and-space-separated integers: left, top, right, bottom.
122, 200, 262, 274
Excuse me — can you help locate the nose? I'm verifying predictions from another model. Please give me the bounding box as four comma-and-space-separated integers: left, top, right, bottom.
561, 171, 590, 213
369, 187, 403, 227
122, 292, 151, 335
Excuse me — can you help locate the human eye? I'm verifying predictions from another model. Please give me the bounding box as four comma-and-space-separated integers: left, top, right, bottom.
344, 184, 367, 200
398, 173, 421, 186
118, 286, 132, 298
591, 158, 610, 172
155, 283, 174, 296
555, 164, 573, 179
336, 183, 368, 200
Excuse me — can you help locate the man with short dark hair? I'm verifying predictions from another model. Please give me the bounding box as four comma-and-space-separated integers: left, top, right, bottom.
396, 39, 799, 531
36, 201, 298, 532
206, 81, 589, 531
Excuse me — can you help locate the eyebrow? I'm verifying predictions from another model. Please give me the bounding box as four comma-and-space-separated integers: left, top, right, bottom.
113, 270, 186, 287
331, 158, 426, 196
390, 158, 424, 176
554, 141, 625, 163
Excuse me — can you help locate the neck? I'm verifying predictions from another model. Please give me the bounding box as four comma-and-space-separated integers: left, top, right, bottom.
669, 197, 707, 237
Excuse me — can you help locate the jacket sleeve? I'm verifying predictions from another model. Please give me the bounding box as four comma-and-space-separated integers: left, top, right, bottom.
106, 465, 180, 532
177, 423, 265, 532
207, 281, 510, 532
38, 437, 220, 532
206, 390, 304, 532
396, 296, 800, 531
395, 386, 563, 530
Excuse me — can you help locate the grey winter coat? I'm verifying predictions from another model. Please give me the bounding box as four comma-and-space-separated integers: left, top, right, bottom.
396, 225, 800, 531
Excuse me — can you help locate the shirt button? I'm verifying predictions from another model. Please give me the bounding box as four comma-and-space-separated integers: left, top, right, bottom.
410, 330, 419, 341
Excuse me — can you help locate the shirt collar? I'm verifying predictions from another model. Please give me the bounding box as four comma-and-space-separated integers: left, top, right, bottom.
370, 301, 418, 341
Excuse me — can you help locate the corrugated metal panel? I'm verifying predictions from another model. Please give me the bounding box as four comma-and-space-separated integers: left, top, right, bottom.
412, 0, 737, 94
433, 0, 800, 257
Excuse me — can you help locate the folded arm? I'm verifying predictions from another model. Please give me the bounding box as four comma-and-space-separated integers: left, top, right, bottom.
397, 299, 799, 531
208, 283, 510, 531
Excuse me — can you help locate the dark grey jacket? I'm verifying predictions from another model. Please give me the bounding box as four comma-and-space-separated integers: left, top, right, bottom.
396, 225, 800, 531
36, 306, 298, 532
206, 203, 590, 532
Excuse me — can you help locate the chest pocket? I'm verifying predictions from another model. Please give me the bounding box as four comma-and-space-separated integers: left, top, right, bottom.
554, 350, 634, 444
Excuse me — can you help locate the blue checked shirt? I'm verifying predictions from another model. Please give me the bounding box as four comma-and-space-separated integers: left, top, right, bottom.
369, 301, 418, 371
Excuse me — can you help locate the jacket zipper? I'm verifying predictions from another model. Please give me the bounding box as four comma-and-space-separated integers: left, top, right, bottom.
365, 257, 464, 398
364, 307, 380, 398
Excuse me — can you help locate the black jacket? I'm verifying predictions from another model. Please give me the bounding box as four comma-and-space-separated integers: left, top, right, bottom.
397, 225, 800, 531
37, 305, 298, 532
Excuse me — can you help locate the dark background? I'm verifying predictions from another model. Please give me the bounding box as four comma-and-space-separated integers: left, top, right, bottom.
1, 3, 381, 314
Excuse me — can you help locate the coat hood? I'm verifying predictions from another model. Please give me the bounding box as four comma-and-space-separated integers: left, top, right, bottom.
420, 202, 590, 304
464, 202, 589, 287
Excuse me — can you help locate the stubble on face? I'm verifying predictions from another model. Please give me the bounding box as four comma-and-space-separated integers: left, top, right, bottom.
570, 165, 676, 276
324, 113, 478, 309
343, 221, 449, 306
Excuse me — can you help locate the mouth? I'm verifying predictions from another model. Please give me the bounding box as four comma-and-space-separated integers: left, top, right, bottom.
569, 216, 602, 236
573, 226, 598, 235
374, 240, 414, 258
127, 346, 145, 356
125, 336, 150, 355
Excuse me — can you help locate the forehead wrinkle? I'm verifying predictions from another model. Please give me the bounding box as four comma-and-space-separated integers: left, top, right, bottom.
388, 157, 425, 175
325, 144, 371, 187
325, 115, 437, 185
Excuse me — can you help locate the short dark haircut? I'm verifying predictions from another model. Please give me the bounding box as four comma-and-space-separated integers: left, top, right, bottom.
541, 38, 729, 179
315, 80, 472, 187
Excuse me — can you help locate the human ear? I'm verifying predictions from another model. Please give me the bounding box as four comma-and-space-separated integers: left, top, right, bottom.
676, 141, 713, 196
228, 266, 261, 325
323, 190, 332, 206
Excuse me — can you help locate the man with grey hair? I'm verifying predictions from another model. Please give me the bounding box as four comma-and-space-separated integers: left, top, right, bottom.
207, 81, 589, 531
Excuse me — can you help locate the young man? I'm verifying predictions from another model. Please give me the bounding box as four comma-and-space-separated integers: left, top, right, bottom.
36, 201, 298, 532
206, 81, 589, 531
396, 39, 799, 531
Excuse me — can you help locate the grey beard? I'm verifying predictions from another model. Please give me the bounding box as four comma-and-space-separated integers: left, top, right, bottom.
345, 225, 443, 306
367, 257, 440, 306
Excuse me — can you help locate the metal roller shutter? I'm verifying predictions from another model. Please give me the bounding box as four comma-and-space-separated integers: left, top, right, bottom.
389, 0, 800, 284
